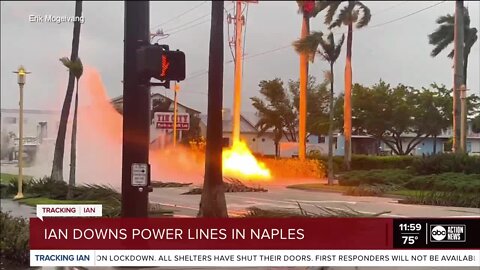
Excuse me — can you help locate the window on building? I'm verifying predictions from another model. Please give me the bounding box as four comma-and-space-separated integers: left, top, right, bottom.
318, 136, 326, 143
261, 138, 265, 142
4, 117, 16, 124
252, 138, 256, 142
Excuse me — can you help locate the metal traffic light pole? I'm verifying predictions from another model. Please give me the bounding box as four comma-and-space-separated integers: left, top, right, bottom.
122, 1, 151, 217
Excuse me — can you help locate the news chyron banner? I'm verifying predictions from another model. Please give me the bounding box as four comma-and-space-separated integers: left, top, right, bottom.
30, 215, 480, 267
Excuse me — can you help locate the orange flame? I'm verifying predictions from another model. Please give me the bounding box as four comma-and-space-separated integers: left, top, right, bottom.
222, 141, 271, 181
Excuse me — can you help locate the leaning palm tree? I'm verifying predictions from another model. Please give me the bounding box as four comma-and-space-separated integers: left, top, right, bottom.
198, 0, 228, 217
318, 0, 371, 171
51, 0, 83, 182
294, 31, 345, 185
59, 57, 83, 199
428, 7, 478, 87
295, 1, 319, 161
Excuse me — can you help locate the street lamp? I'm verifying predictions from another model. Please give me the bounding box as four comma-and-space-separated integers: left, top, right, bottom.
13, 66, 30, 200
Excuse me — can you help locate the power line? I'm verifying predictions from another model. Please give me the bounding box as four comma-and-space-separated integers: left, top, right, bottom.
371, 1, 410, 16
165, 13, 211, 33
168, 18, 211, 35
150, 1, 207, 32
165, 6, 235, 36
237, 1, 447, 62
184, 1, 447, 86
368, 1, 446, 29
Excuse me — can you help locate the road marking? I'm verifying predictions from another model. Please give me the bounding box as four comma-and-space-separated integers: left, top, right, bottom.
151, 201, 199, 211
287, 199, 357, 205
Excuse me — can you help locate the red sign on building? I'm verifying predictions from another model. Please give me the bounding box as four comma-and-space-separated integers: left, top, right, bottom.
154, 112, 190, 130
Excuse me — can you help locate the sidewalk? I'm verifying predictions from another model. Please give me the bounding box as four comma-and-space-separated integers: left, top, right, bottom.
0, 198, 36, 219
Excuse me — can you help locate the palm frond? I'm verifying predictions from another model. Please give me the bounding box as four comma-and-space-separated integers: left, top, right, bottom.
431, 37, 453, 57
436, 14, 454, 25
329, 4, 351, 29
465, 27, 478, 53
463, 7, 471, 28
71, 58, 84, 79
293, 31, 323, 62
59, 57, 72, 69
333, 34, 345, 62
428, 24, 454, 57
447, 49, 454, 59
355, 1, 371, 28
324, 1, 342, 26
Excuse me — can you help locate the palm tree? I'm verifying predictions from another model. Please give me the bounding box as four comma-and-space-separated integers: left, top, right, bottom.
295, 1, 318, 161
59, 57, 83, 199
198, 0, 228, 218
51, 0, 83, 182
428, 7, 478, 87
294, 31, 345, 185
429, 7, 478, 151
318, 0, 371, 170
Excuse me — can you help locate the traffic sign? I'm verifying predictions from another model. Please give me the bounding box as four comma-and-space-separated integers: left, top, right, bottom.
131, 163, 148, 186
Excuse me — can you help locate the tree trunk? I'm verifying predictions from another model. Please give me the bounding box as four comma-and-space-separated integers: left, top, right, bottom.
198, 0, 228, 218
343, 22, 353, 171
433, 134, 437, 154
51, 0, 82, 182
67, 81, 79, 200
298, 16, 310, 161
327, 63, 335, 185
463, 51, 468, 87
462, 53, 468, 148
275, 141, 279, 158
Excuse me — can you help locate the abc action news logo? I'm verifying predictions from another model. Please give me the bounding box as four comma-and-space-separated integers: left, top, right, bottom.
430, 224, 466, 242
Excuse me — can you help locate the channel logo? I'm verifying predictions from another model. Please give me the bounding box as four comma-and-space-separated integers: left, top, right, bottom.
429, 224, 466, 242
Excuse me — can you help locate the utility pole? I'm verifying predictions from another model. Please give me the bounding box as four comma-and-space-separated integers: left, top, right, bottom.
453, 0, 464, 153
13, 66, 30, 200
460, 84, 468, 152
299, 14, 309, 161
173, 82, 179, 147
122, 1, 151, 217
231, 1, 244, 144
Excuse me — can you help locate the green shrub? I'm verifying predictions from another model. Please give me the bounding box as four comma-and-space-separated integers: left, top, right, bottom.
0, 212, 29, 266
344, 184, 396, 196
338, 169, 414, 186
314, 155, 418, 171
400, 191, 480, 208
27, 177, 68, 199
404, 173, 480, 193
1, 177, 32, 198
411, 153, 480, 175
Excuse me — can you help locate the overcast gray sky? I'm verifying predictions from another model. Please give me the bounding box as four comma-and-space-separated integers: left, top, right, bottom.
1, 1, 479, 114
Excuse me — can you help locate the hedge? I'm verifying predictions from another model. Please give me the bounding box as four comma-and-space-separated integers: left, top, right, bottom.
314, 155, 418, 171
404, 173, 480, 193
338, 169, 414, 186
411, 153, 480, 175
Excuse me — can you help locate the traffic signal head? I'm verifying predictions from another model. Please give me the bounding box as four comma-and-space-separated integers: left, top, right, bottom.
137, 44, 186, 82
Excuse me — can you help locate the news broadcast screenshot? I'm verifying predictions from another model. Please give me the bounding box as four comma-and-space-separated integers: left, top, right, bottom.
1, 1, 479, 270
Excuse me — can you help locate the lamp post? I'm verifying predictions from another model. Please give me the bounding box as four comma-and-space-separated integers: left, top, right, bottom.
13, 66, 30, 200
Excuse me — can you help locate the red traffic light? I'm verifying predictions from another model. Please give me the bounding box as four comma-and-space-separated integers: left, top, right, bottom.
137, 45, 186, 82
